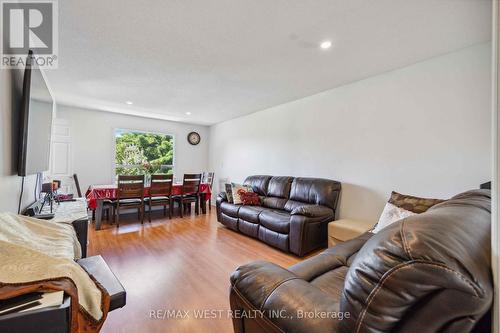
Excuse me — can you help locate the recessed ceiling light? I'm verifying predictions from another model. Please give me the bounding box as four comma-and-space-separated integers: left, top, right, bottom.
185, 112, 192, 115
320, 41, 332, 50
125, 101, 133, 105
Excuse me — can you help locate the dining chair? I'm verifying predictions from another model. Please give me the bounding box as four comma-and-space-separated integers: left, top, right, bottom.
77, 173, 115, 222
173, 173, 202, 218
201, 172, 215, 211
145, 174, 173, 222
116, 175, 145, 228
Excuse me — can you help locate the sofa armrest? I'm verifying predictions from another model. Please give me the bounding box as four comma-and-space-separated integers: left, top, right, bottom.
230, 261, 298, 308
216, 192, 227, 221
290, 204, 334, 218
289, 209, 335, 256
217, 191, 227, 202
230, 261, 346, 333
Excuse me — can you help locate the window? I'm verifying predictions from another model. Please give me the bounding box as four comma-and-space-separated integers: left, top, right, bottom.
114, 129, 174, 178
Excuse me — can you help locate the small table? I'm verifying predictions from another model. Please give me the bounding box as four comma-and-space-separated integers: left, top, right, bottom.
86, 184, 212, 230
327, 219, 375, 247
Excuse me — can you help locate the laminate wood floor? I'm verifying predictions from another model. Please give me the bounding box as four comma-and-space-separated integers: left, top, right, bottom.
88, 209, 315, 333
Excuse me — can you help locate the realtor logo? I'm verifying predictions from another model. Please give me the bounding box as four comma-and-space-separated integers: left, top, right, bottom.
1, 0, 58, 68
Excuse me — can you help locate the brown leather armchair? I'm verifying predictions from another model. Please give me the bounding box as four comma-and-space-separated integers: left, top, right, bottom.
217, 176, 341, 256
229, 189, 492, 333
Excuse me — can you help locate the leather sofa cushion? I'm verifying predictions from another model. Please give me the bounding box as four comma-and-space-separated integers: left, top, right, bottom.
288, 233, 371, 281
238, 219, 259, 238
239, 206, 268, 224
267, 176, 293, 198
288, 177, 341, 210
244, 175, 272, 196
258, 226, 289, 252
220, 202, 241, 218
310, 266, 348, 299
259, 210, 291, 234
220, 213, 238, 231
262, 197, 288, 210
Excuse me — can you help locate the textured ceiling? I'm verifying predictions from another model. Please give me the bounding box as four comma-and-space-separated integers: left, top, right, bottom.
47, 0, 492, 125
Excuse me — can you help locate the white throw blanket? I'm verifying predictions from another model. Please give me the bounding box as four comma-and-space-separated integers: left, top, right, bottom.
0, 213, 104, 321
0, 212, 82, 259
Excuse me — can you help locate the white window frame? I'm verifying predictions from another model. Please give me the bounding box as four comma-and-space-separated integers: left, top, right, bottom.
112, 128, 176, 180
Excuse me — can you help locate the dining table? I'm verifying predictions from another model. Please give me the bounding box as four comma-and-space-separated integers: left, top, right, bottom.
86, 183, 212, 230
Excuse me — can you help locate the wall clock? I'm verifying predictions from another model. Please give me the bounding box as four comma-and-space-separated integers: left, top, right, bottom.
187, 131, 201, 145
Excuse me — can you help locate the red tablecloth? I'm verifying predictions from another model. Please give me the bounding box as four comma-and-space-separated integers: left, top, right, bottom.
85, 183, 211, 210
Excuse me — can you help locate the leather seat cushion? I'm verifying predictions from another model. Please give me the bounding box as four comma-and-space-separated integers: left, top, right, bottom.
259, 210, 291, 234
118, 198, 142, 205
243, 175, 272, 196
258, 226, 289, 252
310, 266, 348, 299
221, 213, 238, 231
238, 206, 269, 224
220, 202, 241, 218
144, 196, 170, 201
238, 219, 259, 238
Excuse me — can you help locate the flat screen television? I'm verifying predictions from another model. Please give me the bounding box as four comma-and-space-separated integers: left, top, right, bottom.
18, 51, 54, 177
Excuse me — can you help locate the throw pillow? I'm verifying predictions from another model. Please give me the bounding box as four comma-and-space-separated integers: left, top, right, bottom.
224, 183, 234, 204
231, 183, 253, 205
240, 192, 261, 206
372, 202, 416, 234
389, 191, 445, 213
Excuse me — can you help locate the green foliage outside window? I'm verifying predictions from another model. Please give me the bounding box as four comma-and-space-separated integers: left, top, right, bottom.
115, 129, 174, 179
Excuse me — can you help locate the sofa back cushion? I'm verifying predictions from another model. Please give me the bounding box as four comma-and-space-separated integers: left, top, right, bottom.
340, 190, 492, 333
261, 176, 293, 209
244, 175, 272, 196
285, 177, 341, 211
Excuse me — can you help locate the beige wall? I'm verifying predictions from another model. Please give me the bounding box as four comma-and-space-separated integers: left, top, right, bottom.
55, 105, 210, 193
209, 43, 492, 221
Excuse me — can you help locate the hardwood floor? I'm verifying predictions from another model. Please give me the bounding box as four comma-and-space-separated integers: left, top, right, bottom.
88, 209, 315, 333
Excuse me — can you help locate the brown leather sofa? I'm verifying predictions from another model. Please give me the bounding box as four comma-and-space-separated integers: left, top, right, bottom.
216, 176, 341, 257
229, 189, 492, 333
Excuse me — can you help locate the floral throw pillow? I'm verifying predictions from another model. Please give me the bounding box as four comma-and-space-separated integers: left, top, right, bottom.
231, 183, 254, 205
240, 192, 261, 206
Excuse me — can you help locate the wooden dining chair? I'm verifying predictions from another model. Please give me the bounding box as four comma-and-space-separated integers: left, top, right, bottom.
77, 173, 114, 222
173, 173, 202, 218
145, 174, 174, 222
202, 172, 215, 211
116, 175, 145, 228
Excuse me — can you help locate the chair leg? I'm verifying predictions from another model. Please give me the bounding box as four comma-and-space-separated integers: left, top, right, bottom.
116, 206, 120, 228
148, 204, 152, 223
92, 209, 96, 221
163, 205, 166, 217
169, 200, 172, 219
195, 197, 199, 215
141, 205, 145, 224
209, 198, 212, 211
180, 198, 184, 218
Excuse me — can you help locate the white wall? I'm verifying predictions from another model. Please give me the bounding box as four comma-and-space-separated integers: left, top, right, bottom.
209, 43, 492, 221
56, 105, 210, 192
0, 68, 38, 213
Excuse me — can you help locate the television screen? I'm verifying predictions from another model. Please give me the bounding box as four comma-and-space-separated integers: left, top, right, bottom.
18, 53, 54, 176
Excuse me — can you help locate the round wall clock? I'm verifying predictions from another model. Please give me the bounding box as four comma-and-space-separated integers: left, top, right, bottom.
187, 131, 201, 145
